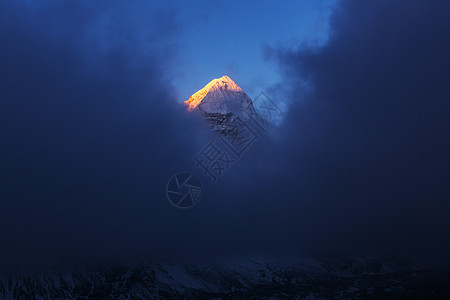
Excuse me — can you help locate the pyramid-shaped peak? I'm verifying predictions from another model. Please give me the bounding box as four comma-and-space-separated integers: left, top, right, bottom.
210, 75, 241, 91
215, 75, 237, 85
184, 75, 243, 111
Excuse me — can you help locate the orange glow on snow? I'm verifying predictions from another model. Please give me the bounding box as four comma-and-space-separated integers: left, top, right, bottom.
184, 75, 240, 111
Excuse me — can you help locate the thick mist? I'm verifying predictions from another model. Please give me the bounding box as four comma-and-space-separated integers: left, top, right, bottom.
1, 0, 449, 273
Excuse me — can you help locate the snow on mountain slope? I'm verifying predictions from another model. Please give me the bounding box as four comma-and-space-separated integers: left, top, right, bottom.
184, 75, 261, 133
0, 255, 440, 299
184, 77, 222, 112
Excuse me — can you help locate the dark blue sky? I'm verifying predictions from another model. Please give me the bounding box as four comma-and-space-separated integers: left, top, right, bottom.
170, 0, 336, 101
0, 0, 449, 272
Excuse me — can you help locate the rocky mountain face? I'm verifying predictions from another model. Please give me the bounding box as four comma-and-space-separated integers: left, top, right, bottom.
184, 76, 261, 134
1, 256, 449, 299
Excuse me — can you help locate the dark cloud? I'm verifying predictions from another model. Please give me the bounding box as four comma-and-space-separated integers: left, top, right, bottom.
1, 0, 449, 274
260, 0, 450, 265
0, 1, 210, 272
176, 0, 450, 267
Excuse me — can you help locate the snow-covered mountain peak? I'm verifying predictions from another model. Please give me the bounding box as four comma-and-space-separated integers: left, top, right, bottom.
184, 75, 243, 111
209, 75, 242, 93
184, 75, 261, 133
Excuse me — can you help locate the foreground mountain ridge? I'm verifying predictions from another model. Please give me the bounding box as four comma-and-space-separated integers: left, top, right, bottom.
2, 255, 449, 299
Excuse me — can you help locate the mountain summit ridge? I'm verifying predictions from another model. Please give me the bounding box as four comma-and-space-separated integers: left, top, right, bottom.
184, 75, 242, 111
184, 75, 260, 133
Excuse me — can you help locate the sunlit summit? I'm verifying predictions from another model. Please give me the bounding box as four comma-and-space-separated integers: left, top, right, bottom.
184, 75, 260, 134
